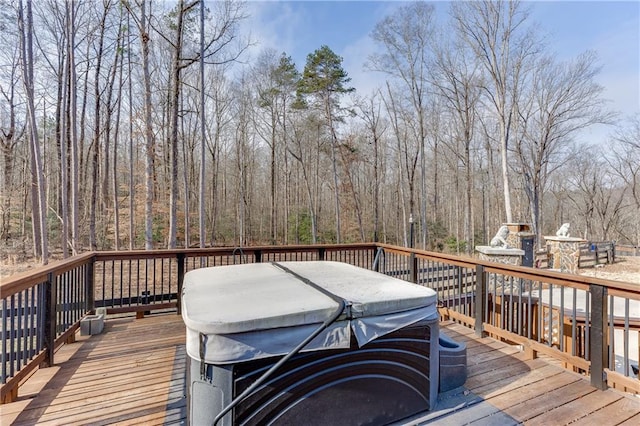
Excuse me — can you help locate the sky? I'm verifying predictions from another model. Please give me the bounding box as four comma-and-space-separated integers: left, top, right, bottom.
237, 1, 640, 144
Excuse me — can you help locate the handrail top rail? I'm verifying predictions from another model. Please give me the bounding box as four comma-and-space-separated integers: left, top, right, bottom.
92, 243, 378, 261
376, 243, 640, 297
1, 252, 95, 296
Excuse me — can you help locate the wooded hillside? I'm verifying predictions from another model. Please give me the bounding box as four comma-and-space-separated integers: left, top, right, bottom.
1, 0, 638, 265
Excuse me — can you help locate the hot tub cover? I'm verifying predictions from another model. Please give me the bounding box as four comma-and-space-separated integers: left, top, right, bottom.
182, 261, 438, 364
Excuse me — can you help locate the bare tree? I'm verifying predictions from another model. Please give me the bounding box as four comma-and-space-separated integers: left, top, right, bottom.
609, 116, 640, 245
127, 10, 135, 250
123, 0, 156, 249
381, 82, 418, 247
432, 31, 482, 253
17, 0, 48, 263
254, 51, 299, 244
162, 0, 247, 248
287, 113, 322, 244
0, 45, 24, 242
67, 0, 80, 255
355, 91, 388, 242
87, 0, 110, 250
514, 51, 613, 247
198, 0, 205, 248
368, 1, 435, 248
109, 9, 126, 250
452, 0, 539, 224
297, 45, 354, 243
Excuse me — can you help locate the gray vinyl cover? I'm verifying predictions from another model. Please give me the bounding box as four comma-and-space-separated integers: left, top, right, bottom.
182, 261, 438, 364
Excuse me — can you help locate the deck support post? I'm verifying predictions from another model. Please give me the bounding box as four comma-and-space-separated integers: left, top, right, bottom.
409, 253, 418, 284
475, 265, 487, 337
589, 284, 608, 390
177, 253, 185, 315
42, 272, 56, 368
85, 258, 94, 314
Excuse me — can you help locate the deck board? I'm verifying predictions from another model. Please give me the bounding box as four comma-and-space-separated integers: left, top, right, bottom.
3, 314, 640, 425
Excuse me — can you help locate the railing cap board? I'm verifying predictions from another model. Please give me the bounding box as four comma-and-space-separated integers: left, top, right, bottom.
1, 252, 94, 297
93, 243, 377, 261
375, 243, 640, 298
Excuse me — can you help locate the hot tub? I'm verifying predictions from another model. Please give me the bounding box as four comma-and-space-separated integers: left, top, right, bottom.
182, 261, 440, 425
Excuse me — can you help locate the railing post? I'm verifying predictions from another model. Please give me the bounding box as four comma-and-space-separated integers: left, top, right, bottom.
589, 284, 608, 390
177, 253, 185, 315
85, 258, 95, 314
475, 265, 486, 338
409, 252, 418, 284
318, 248, 325, 261
255, 250, 262, 263
42, 272, 56, 368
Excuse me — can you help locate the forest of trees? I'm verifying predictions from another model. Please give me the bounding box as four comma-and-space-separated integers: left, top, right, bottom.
1, 0, 639, 266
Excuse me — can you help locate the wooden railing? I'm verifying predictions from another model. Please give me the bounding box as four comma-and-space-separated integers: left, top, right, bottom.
2, 242, 639, 403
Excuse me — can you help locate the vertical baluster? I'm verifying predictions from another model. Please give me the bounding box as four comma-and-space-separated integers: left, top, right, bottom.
585, 291, 591, 359
2, 298, 7, 383
120, 260, 124, 308
589, 284, 608, 390
43, 273, 56, 367
609, 296, 615, 370
547, 284, 554, 345
9, 294, 17, 377
624, 298, 630, 376
136, 259, 141, 307
177, 253, 185, 315
571, 288, 577, 356
488, 273, 494, 328
127, 259, 132, 307
559, 287, 565, 352
88, 259, 95, 314
37, 283, 44, 354
153, 258, 157, 305
537, 281, 543, 343
144, 258, 149, 306
17, 292, 23, 370
110, 261, 115, 309
29, 286, 36, 358
510, 277, 515, 333
72, 269, 77, 323
101, 261, 106, 308
516, 278, 523, 335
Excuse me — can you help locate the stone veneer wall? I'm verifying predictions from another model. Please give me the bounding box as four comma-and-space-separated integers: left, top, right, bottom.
477, 249, 525, 293
546, 240, 583, 274
504, 223, 532, 249
478, 252, 521, 266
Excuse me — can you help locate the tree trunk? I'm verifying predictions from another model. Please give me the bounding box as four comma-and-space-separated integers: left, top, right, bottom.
140, 0, 155, 250
112, 17, 125, 251
69, 0, 79, 255
89, 4, 107, 250
167, 0, 186, 249
127, 12, 135, 250
198, 0, 206, 248
18, 0, 48, 263
500, 122, 513, 223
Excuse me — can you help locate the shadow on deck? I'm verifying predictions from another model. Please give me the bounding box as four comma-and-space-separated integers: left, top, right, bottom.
2, 313, 640, 425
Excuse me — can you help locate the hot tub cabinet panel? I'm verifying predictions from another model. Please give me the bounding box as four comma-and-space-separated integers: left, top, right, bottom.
188, 321, 436, 426
182, 262, 441, 426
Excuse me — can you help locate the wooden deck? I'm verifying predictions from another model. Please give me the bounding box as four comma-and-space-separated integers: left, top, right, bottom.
2, 313, 640, 425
